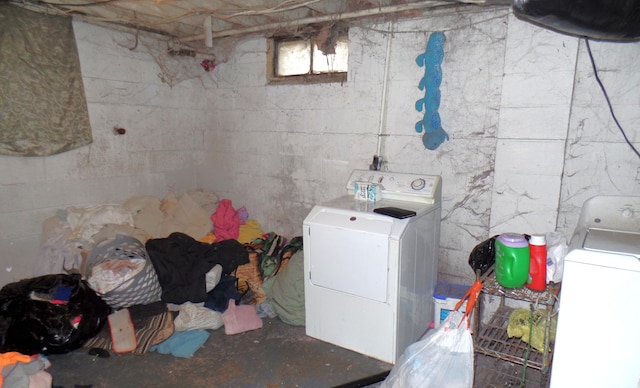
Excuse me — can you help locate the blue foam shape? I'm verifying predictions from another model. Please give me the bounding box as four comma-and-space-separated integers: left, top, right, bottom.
418, 77, 426, 91
426, 32, 445, 57
414, 31, 449, 150
422, 127, 449, 150
425, 65, 442, 88
425, 88, 440, 112
428, 111, 441, 129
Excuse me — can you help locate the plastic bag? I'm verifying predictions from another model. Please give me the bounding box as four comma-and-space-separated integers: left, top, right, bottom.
512, 0, 640, 41
467, 235, 498, 276
0, 274, 111, 355
546, 231, 567, 284
507, 308, 558, 353
381, 311, 473, 388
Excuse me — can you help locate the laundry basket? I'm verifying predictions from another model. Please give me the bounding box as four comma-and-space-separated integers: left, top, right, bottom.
85, 235, 162, 308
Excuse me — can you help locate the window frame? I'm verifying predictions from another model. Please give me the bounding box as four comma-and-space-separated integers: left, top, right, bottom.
267, 31, 348, 85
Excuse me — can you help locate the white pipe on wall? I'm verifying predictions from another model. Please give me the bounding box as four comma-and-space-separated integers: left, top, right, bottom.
376, 22, 394, 162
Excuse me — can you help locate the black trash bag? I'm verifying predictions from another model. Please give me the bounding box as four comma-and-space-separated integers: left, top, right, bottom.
0, 273, 111, 355
512, 0, 640, 41
468, 236, 499, 276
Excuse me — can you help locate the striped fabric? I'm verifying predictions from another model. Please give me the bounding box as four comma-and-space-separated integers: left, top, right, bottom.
83, 311, 174, 355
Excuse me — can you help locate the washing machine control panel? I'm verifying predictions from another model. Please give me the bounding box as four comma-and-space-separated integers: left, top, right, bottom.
346, 169, 441, 204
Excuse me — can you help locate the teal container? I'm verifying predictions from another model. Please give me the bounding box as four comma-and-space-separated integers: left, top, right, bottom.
495, 233, 530, 288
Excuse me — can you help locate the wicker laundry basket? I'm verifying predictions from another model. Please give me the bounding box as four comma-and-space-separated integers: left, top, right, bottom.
85, 235, 162, 308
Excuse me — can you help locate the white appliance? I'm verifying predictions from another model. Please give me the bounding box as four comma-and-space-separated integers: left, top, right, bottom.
550, 196, 640, 388
303, 169, 441, 363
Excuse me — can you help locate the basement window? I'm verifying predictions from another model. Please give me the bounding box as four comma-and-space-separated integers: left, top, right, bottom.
268, 31, 348, 84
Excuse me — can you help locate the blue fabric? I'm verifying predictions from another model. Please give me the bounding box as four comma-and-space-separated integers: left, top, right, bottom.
205, 274, 242, 312
150, 330, 210, 358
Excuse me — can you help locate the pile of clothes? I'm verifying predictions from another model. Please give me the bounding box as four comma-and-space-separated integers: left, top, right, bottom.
0, 189, 306, 367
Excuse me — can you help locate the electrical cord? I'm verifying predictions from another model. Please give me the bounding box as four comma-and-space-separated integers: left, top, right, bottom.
585, 38, 640, 160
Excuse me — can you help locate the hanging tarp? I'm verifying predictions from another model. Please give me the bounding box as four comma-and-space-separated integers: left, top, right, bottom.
0, 4, 92, 156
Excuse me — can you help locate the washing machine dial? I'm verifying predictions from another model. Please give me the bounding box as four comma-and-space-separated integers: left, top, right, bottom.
621, 208, 634, 218
411, 178, 426, 191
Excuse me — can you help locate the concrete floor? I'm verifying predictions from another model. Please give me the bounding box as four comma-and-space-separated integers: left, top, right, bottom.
47, 317, 392, 388
46, 317, 548, 388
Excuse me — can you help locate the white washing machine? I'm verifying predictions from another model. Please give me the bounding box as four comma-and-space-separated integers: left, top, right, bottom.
550, 196, 640, 388
303, 169, 441, 363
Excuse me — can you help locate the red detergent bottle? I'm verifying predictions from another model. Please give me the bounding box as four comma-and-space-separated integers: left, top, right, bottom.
527, 234, 547, 291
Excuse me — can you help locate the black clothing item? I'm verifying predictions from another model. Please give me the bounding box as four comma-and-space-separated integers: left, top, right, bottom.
145, 232, 249, 304
205, 274, 243, 313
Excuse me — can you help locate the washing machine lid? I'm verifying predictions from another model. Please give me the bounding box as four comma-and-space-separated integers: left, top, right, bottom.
570, 195, 640, 254
583, 228, 640, 257
320, 196, 437, 215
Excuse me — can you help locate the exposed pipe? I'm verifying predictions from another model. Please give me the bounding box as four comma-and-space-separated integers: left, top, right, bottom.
180, 0, 488, 43
376, 21, 394, 161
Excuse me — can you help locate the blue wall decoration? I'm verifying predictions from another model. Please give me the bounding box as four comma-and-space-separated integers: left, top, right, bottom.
415, 32, 449, 150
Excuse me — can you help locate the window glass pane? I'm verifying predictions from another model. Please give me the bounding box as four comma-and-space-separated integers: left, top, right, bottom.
313, 36, 348, 74
277, 40, 311, 76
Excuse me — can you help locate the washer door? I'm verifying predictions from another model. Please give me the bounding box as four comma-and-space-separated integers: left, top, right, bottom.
307, 210, 392, 302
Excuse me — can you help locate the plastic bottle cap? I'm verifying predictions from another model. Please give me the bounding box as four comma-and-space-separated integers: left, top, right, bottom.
529, 234, 546, 245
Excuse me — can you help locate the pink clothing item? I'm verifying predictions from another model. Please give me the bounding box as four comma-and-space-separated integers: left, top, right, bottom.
222, 299, 263, 335
211, 199, 240, 241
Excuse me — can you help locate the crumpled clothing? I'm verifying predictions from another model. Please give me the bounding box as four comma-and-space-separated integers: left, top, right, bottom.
236, 206, 249, 223
34, 216, 89, 277
256, 300, 278, 319
0, 353, 51, 388
210, 199, 239, 241
205, 275, 243, 313
238, 219, 264, 244
173, 302, 224, 331
65, 205, 134, 242
157, 192, 211, 241
222, 299, 263, 335
205, 264, 223, 293
262, 249, 305, 326
0, 352, 32, 374
145, 232, 248, 304
150, 330, 210, 358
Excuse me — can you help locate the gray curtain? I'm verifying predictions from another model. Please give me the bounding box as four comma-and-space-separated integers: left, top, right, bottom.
0, 4, 92, 156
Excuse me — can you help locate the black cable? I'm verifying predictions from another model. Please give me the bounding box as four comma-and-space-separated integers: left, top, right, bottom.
585, 38, 640, 160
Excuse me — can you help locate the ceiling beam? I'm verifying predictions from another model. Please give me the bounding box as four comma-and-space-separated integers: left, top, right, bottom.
180, 0, 497, 43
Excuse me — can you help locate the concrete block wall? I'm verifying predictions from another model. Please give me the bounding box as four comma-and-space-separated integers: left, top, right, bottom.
199, 7, 640, 284
0, 21, 216, 285
0, 7, 638, 287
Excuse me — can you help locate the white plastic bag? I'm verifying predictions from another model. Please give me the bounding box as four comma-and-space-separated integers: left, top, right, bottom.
381, 310, 473, 388
546, 231, 568, 283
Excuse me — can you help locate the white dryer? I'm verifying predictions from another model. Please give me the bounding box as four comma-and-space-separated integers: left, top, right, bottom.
550, 196, 640, 388
303, 170, 441, 363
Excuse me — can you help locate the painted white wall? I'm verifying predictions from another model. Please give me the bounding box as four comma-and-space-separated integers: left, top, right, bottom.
0, 7, 638, 287
0, 22, 216, 285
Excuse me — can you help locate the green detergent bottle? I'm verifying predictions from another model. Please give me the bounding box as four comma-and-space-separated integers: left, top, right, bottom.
495, 233, 530, 288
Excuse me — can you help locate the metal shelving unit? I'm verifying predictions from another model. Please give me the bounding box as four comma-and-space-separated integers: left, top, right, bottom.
473, 266, 561, 387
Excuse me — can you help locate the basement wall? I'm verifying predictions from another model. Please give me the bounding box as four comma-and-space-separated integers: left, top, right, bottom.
0, 7, 638, 287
